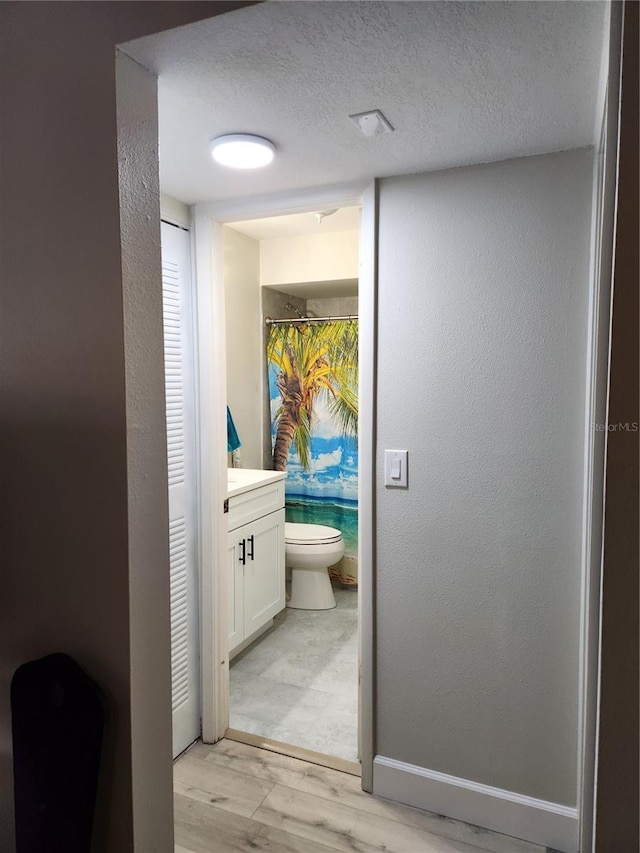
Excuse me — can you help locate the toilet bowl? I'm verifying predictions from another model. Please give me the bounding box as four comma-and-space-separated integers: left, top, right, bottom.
285, 522, 344, 610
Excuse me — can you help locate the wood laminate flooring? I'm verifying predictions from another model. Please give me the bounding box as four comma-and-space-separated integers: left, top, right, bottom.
174, 739, 552, 853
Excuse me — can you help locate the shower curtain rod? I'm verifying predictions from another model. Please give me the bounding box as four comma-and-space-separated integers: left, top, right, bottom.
265, 314, 357, 326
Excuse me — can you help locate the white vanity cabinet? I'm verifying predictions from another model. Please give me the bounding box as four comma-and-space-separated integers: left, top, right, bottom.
227, 471, 286, 658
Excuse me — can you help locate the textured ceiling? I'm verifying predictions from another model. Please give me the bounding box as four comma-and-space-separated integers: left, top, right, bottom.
228, 206, 360, 240
122, 1, 607, 206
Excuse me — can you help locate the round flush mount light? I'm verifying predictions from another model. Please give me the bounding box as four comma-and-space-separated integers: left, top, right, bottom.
209, 134, 275, 169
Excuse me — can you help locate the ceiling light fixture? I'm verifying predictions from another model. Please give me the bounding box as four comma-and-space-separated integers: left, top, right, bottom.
209, 134, 275, 169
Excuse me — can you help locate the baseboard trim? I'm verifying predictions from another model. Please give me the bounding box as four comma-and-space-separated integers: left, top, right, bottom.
229, 619, 274, 661
373, 756, 578, 853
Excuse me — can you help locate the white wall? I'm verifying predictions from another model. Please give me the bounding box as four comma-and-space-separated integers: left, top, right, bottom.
375, 150, 593, 807
260, 230, 359, 287
160, 192, 191, 229
224, 227, 263, 469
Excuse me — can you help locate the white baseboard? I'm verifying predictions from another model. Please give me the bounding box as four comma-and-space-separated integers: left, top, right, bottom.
228, 619, 273, 661
373, 756, 579, 853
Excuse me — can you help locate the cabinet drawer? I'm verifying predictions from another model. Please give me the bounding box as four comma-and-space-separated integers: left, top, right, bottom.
228, 480, 284, 531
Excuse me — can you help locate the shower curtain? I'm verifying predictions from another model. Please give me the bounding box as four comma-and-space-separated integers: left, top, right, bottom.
267, 320, 358, 586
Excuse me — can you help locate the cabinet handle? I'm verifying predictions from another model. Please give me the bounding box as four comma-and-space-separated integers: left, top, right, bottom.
247, 534, 254, 561
239, 538, 246, 565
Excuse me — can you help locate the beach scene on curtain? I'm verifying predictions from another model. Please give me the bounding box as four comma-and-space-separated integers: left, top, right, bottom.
267, 320, 358, 586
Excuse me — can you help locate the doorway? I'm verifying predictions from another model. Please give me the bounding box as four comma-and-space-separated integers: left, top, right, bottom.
191, 192, 376, 783
221, 208, 361, 766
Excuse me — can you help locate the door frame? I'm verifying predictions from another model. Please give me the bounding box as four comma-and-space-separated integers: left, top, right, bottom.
192, 181, 377, 789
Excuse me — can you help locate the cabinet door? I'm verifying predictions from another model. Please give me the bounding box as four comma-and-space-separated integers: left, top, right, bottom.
243, 509, 285, 637
228, 536, 244, 656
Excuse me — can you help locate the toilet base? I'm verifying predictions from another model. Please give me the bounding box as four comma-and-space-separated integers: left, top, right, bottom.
287, 566, 336, 610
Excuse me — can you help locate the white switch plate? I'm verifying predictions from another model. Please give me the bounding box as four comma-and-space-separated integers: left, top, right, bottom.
384, 449, 408, 488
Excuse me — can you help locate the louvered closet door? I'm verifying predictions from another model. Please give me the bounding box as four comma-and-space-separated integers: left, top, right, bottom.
161, 221, 200, 758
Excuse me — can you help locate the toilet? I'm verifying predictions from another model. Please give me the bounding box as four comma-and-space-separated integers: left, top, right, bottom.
285, 522, 344, 610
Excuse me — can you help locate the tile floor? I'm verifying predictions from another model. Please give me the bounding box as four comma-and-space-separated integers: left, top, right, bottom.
229, 587, 358, 762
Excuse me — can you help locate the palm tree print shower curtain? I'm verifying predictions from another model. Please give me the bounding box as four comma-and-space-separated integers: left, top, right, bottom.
267, 320, 358, 586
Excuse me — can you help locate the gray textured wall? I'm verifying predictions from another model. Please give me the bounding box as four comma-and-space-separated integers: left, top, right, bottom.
116, 52, 175, 852
307, 296, 358, 317
375, 149, 593, 805
0, 4, 253, 850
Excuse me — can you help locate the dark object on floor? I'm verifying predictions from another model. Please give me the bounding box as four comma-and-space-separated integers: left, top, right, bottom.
11, 653, 105, 853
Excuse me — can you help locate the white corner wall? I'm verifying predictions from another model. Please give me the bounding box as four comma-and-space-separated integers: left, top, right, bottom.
224, 227, 263, 468
374, 149, 593, 850
260, 230, 359, 287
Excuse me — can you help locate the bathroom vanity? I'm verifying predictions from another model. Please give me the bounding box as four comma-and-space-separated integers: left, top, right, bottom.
226, 469, 286, 658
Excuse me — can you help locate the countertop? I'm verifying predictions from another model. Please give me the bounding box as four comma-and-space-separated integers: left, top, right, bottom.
227, 468, 286, 499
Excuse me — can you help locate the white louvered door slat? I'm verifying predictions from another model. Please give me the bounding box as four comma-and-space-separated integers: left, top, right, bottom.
161, 222, 200, 758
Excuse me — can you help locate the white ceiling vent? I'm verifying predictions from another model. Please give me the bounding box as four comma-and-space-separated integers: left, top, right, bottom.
349, 109, 394, 138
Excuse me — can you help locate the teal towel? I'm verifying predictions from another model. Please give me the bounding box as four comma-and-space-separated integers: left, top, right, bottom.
227, 407, 242, 453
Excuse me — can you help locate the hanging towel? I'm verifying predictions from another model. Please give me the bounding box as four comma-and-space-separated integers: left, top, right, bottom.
227, 406, 242, 453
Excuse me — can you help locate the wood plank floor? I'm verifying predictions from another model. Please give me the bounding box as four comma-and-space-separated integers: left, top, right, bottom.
174, 739, 549, 853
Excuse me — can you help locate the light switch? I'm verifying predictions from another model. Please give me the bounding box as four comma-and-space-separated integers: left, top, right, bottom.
384, 450, 408, 488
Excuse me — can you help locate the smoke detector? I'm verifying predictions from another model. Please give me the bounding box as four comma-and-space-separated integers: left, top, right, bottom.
349, 109, 394, 138
315, 209, 338, 225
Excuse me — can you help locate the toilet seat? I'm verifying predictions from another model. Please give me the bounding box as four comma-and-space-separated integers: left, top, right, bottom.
285, 522, 342, 545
